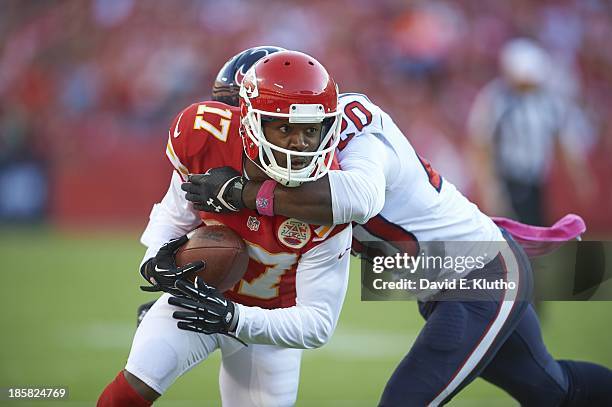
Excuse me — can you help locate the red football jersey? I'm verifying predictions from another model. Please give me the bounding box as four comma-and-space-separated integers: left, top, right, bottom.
166, 101, 345, 309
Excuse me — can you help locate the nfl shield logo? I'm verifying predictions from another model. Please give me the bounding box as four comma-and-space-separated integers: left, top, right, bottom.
247, 216, 260, 232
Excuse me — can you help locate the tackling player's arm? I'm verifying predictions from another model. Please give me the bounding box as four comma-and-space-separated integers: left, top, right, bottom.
241, 176, 333, 225
244, 132, 389, 225
184, 96, 392, 226
189, 132, 391, 226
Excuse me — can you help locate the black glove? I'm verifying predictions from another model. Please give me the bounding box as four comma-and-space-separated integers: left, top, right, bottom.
168, 277, 240, 336
181, 167, 246, 213
140, 235, 205, 296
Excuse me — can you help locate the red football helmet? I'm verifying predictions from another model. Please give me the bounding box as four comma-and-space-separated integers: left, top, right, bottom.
239, 51, 341, 186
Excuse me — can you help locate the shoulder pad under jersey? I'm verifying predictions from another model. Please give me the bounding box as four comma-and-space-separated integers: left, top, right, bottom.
338, 93, 384, 150
166, 101, 237, 179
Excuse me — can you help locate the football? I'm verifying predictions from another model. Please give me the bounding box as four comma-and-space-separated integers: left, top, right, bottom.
175, 224, 249, 292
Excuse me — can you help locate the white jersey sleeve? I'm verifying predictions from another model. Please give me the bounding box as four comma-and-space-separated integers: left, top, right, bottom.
328, 93, 399, 225
139, 171, 202, 265
234, 224, 352, 349
329, 133, 391, 224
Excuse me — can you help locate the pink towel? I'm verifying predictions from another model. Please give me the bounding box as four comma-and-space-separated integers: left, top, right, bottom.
492, 214, 586, 257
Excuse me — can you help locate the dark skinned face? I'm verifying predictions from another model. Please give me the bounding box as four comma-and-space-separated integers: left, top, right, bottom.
261, 118, 322, 170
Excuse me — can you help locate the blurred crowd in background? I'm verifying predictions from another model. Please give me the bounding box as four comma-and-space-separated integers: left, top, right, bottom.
1, 0, 611, 232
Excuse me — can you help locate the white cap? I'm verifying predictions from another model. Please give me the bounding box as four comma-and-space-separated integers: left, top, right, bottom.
500, 38, 550, 85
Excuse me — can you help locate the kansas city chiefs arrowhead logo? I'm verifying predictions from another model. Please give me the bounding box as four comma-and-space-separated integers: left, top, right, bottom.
278, 218, 311, 249
240, 68, 259, 98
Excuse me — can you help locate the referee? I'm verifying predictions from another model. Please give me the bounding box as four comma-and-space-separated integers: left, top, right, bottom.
468, 38, 593, 225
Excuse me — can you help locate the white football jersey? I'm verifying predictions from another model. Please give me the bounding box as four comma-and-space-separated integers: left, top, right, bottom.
330, 93, 503, 260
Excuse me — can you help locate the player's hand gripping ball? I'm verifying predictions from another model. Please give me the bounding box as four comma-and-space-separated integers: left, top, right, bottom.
174, 225, 249, 292
140, 235, 205, 296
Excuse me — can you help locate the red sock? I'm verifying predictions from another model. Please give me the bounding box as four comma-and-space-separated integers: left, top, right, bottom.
97, 370, 152, 407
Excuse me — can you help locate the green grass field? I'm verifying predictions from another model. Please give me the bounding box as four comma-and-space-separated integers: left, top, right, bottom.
1, 228, 611, 406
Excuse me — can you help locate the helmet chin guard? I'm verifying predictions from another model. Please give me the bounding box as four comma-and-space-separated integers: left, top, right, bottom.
239, 51, 341, 187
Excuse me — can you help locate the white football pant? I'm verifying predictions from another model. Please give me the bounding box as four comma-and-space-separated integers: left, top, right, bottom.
125, 293, 302, 406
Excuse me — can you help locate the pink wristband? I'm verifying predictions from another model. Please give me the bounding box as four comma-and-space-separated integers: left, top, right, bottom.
255, 180, 277, 216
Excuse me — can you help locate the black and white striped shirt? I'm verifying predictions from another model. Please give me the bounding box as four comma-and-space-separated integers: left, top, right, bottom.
469, 79, 587, 184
